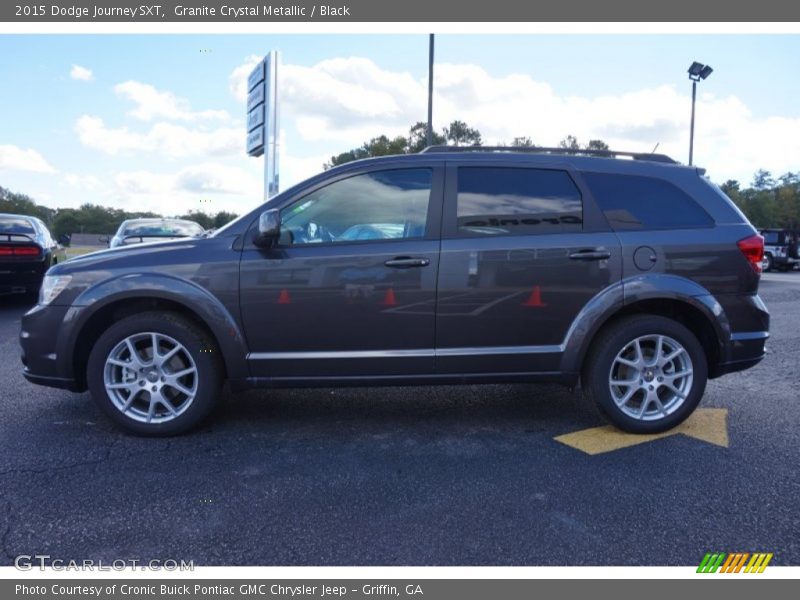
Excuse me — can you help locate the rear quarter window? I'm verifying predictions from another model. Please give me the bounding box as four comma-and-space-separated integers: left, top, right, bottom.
582, 172, 714, 231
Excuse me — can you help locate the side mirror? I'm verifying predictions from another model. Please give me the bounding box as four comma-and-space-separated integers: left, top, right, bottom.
253, 209, 281, 248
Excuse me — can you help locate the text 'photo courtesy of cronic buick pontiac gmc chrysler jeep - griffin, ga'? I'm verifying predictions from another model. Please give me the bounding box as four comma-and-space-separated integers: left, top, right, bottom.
19, 147, 769, 436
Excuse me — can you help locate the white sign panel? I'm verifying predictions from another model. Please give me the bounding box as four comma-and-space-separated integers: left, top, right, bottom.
246, 127, 264, 155
247, 104, 264, 132
246, 84, 264, 112
246, 51, 280, 198
247, 61, 265, 92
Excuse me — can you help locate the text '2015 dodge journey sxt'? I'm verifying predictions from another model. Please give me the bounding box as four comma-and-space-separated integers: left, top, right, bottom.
20, 147, 769, 436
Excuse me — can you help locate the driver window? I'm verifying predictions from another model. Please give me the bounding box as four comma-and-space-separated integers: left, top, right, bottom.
279, 169, 432, 246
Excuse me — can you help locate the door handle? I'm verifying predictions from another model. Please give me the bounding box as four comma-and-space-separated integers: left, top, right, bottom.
569, 249, 611, 261
384, 257, 430, 268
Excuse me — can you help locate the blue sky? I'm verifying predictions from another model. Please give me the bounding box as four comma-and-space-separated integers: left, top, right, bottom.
1, 34, 799, 216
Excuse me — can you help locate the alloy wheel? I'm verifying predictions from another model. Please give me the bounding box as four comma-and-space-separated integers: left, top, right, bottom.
103, 332, 198, 424
608, 334, 694, 422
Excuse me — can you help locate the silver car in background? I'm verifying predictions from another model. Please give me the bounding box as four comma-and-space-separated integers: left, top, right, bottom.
107, 218, 205, 248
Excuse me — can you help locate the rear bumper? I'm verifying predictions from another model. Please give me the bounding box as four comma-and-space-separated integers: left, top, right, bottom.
0, 259, 47, 294
713, 331, 768, 377
772, 256, 799, 266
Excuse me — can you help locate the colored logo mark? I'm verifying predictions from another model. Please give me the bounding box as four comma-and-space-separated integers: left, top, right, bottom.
697, 552, 773, 573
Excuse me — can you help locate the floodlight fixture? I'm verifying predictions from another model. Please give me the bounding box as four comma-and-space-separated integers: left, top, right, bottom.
687, 61, 714, 165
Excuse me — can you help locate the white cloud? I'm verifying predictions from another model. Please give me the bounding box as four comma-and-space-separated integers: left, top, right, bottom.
175, 163, 257, 195
229, 55, 800, 183
229, 55, 263, 104
64, 173, 102, 189
230, 56, 420, 144
0, 144, 57, 173
70, 64, 93, 81
74, 115, 241, 159
111, 163, 262, 215
115, 81, 229, 122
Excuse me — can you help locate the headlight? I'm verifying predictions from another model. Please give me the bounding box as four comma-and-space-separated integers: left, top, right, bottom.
39, 275, 72, 306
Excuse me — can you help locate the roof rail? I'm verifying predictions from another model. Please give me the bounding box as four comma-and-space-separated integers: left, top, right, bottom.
420, 145, 677, 164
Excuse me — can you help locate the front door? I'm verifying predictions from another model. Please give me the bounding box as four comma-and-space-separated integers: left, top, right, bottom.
436, 162, 621, 374
240, 165, 443, 379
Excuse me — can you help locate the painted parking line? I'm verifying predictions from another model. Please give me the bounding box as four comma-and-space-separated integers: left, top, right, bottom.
554, 408, 729, 455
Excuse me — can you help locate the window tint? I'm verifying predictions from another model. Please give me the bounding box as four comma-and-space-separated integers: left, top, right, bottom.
455, 167, 582, 236
583, 172, 714, 230
122, 221, 204, 237
762, 231, 780, 245
280, 169, 432, 245
0, 217, 35, 234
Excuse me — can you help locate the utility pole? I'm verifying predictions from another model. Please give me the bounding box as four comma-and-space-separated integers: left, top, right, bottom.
427, 34, 434, 147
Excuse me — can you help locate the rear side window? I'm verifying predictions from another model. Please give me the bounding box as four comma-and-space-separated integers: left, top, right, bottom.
582, 172, 714, 231
456, 167, 582, 236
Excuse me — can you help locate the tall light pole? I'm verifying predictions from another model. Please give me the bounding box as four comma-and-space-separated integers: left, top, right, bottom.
427, 34, 434, 147
688, 61, 713, 166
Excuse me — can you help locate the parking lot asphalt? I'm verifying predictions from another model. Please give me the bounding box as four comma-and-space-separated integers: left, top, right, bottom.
1, 273, 799, 567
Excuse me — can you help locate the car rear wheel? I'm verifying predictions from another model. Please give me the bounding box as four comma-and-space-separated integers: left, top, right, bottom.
584, 315, 708, 434
762, 253, 773, 272
87, 311, 222, 436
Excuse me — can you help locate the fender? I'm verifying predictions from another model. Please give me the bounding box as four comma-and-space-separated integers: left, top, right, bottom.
54, 273, 249, 383
559, 274, 731, 377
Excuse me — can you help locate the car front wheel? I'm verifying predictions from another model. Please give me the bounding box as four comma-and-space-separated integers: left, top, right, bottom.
584, 315, 708, 434
87, 311, 222, 436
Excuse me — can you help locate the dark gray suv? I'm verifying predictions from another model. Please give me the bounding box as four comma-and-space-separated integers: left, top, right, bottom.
20, 147, 769, 436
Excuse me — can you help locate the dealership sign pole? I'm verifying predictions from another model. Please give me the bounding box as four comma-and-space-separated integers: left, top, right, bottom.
246, 51, 280, 199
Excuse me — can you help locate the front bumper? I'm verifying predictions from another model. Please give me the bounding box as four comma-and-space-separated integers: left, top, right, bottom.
22, 371, 81, 391
19, 303, 80, 391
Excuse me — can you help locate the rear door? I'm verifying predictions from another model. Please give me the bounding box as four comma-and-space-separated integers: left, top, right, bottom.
435, 161, 622, 374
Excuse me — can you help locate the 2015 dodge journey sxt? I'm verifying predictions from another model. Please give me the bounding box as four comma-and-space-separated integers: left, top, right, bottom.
20, 146, 769, 436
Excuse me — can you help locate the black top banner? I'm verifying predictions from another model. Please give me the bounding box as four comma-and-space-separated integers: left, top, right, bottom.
3, 0, 800, 22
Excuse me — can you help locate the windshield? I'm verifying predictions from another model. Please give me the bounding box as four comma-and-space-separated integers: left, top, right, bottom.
121, 221, 204, 237
0, 217, 36, 234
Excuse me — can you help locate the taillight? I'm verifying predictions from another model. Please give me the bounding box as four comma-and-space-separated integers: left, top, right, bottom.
738, 234, 764, 274
0, 244, 41, 257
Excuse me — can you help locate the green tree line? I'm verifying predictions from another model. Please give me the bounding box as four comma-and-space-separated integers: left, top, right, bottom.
328, 121, 800, 230
0, 185, 238, 241
4, 120, 799, 237
721, 170, 800, 230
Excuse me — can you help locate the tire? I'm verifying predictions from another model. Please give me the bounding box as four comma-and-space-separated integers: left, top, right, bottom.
584, 315, 708, 434
762, 253, 773, 272
87, 311, 223, 436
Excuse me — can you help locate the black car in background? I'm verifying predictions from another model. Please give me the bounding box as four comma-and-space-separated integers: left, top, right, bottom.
0, 213, 65, 298
20, 147, 769, 436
